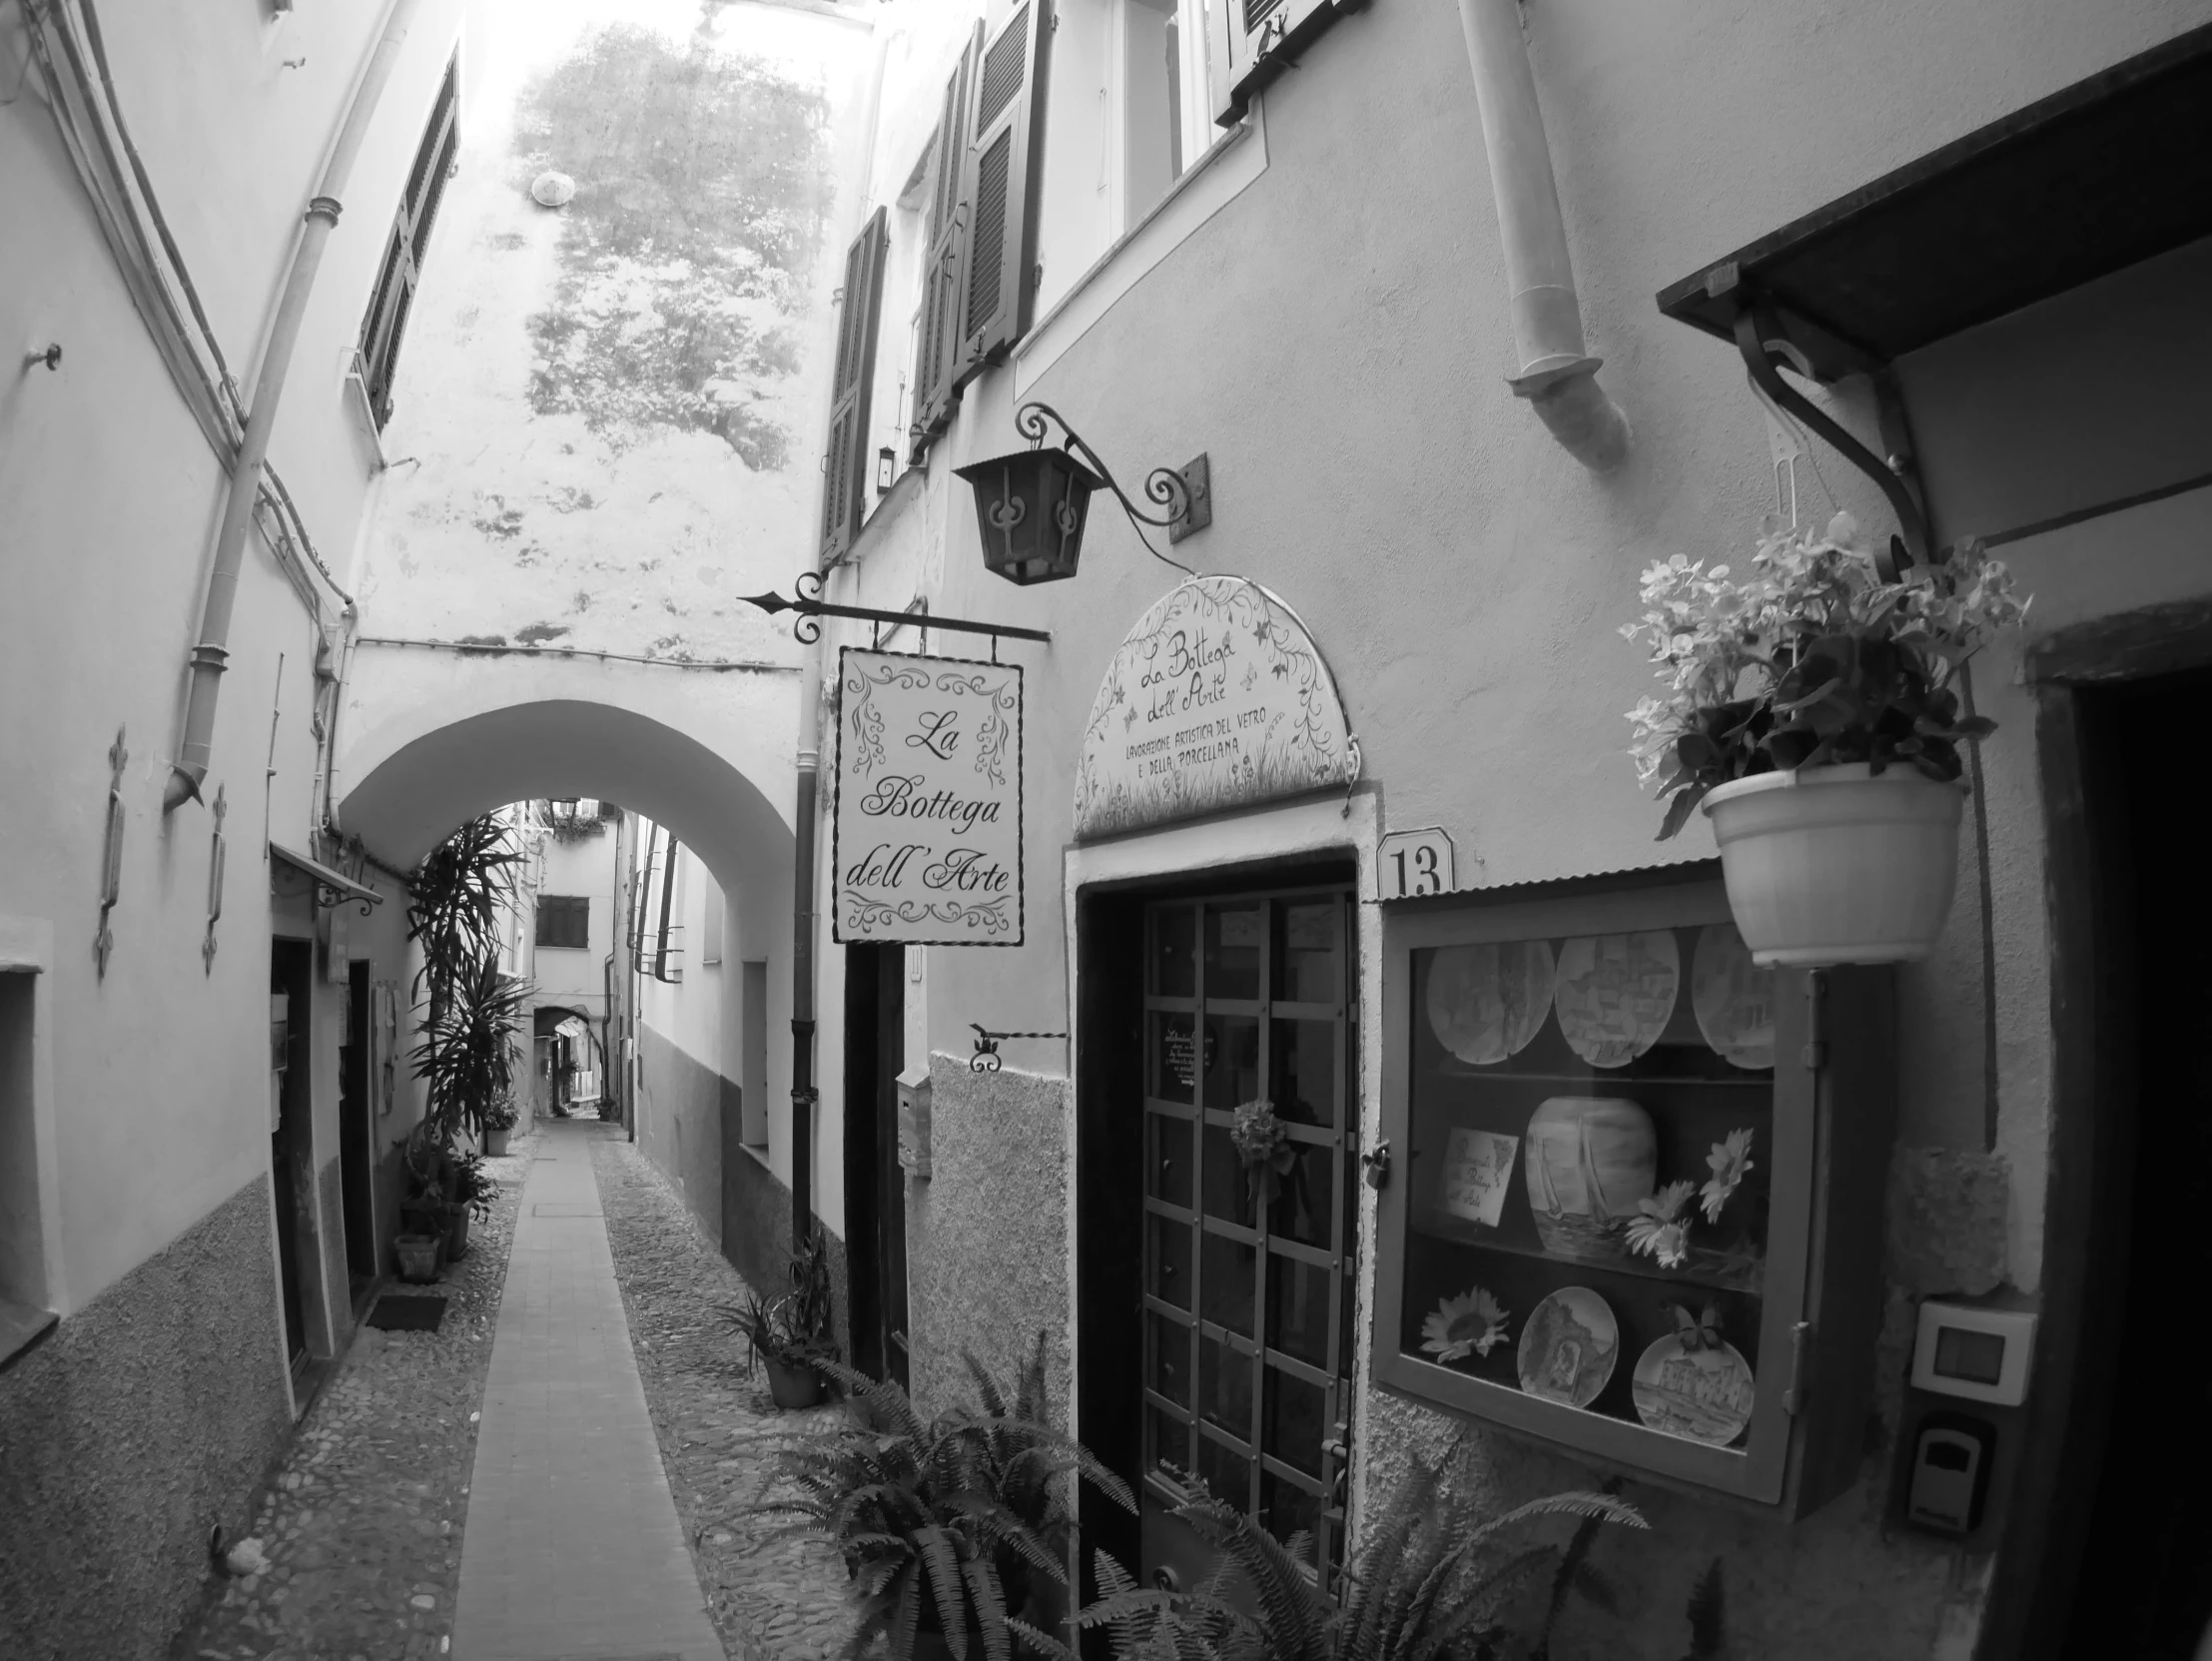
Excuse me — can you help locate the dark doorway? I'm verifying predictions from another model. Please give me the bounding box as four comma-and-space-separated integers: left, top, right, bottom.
2051, 664, 2212, 1658
340, 960, 376, 1301
843, 943, 909, 1389
269, 939, 316, 1373
1077, 861, 1360, 1611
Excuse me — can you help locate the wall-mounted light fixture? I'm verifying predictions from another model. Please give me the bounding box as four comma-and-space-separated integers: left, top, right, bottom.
877, 445, 896, 493
955, 402, 1210, 586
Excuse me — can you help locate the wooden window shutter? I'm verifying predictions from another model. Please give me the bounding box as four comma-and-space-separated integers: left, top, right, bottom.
1212, 0, 1361, 127
360, 56, 459, 428
909, 28, 981, 460
820, 207, 890, 561
953, 0, 1051, 375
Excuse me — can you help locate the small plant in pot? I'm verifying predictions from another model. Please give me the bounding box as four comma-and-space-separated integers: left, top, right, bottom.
1623, 513, 2029, 966
727, 1228, 839, 1406
749, 1334, 1133, 1661
483, 1091, 519, 1156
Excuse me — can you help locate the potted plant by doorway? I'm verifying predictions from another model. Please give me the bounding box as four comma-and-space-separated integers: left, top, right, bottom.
1623, 513, 2028, 966
483, 1091, 519, 1157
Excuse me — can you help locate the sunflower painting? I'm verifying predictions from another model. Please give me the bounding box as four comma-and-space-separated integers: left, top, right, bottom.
1420, 1285, 1511, 1364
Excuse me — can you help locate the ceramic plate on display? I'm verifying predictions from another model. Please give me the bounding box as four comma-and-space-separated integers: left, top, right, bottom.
1425, 941, 1557, 1066
1691, 923, 1777, 1070
1553, 932, 1681, 1068
1515, 1286, 1619, 1409
1632, 1333, 1756, 1446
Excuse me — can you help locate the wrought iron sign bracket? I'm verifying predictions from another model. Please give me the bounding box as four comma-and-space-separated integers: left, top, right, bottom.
741, 570, 1051, 645
969, 1022, 1068, 1073
1711, 271, 1928, 578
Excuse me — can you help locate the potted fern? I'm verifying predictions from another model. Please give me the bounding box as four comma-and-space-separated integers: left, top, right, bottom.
1078, 1457, 1645, 1661
751, 1335, 1133, 1661
1623, 513, 2028, 966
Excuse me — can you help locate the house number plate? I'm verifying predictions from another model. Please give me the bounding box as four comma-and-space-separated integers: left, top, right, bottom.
1377, 828, 1455, 901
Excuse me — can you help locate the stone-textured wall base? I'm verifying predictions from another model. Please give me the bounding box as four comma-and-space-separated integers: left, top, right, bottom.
636, 1022, 724, 1250
0, 1174, 292, 1661
906, 1056, 1069, 1418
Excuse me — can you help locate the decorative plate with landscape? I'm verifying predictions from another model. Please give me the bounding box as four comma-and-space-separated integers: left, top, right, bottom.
1632, 1332, 1756, 1446
1553, 932, 1680, 1069
1691, 923, 1777, 1071
1516, 1285, 1619, 1409
1425, 940, 1557, 1066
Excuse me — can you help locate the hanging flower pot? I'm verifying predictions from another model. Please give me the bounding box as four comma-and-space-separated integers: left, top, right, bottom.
1619, 513, 2029, 967
1703, 763, 1964, 965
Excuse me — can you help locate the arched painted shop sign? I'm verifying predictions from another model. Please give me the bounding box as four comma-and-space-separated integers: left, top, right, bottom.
1074, 576, 1359, 840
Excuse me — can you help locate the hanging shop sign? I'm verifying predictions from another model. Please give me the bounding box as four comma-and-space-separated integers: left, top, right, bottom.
1074, 575, 1359, 839
833, 648, 1024, 946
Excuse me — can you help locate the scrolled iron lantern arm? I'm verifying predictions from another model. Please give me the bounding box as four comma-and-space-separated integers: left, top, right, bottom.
1015, 401, 1193, 535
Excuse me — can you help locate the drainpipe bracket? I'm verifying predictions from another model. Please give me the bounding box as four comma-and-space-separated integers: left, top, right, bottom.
1508, 355, 1604, 399
306, 195, 344, 228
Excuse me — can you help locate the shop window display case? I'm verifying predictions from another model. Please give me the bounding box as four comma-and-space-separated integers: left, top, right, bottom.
1372, 870, 1895, 1515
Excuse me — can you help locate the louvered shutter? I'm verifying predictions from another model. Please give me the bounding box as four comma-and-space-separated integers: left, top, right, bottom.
953, 0, 1052, 375
820, 207, 889, 561
1212, 0, 1361, 127
361, 57, 458, 427
909, 29, 981, 461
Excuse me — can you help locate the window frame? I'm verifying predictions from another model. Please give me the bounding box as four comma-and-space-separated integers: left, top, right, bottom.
357, 54, 459, 431
534, 896, 591, 953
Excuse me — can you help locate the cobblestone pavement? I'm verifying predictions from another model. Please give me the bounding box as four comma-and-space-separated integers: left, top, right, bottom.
587, 1133, 855, 1661
167, 1131, 531, 1661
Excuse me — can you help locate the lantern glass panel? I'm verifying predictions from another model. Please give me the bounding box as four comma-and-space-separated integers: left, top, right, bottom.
957, 446, 1101, 585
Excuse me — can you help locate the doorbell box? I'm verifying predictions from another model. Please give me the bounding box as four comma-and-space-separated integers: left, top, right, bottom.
1906, 1412, 1995, 1534
1910, 1300, 2035, 1406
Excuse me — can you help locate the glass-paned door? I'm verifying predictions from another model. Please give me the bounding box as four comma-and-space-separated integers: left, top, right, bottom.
1141, 887, 1356, 1587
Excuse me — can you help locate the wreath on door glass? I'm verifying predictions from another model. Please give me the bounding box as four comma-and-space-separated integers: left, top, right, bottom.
1230, 1100, 1311, 1232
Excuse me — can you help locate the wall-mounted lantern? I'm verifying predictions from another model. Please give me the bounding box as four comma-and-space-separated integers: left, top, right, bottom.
955, 402, 1210, 586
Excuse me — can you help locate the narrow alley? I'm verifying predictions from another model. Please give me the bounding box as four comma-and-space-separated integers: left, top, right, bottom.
10, 1, 2212, 1658
170, 1115, 851, 1661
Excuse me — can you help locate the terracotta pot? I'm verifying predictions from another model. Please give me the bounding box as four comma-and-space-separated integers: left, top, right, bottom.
395, 1235, 442, 1283
444, 1203, 471, 1262
485, 1127, 510, 1156
1702, 762, 1964, 966
1522, 1097, 1656, 1262
763, 1354, 826, 1409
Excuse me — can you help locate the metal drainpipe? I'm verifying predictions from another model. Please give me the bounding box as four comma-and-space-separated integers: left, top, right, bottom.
164, 0, 426, 811
788, 632, 824, 1249
1453, 0, 1629, 472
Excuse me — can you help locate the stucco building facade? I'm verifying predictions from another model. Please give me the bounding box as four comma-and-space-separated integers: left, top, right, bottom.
6, 0, 2212, 1656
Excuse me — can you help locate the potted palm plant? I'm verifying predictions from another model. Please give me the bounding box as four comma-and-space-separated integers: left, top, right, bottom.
750, 1336, 1132, 1661
1623, 513, 2028, 965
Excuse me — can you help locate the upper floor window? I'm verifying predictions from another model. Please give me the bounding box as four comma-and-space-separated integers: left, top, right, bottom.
359, 56, 459, 430
535, 896, 589, 951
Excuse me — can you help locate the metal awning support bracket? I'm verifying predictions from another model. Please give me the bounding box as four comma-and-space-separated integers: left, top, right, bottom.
1711, 267, 1927, 578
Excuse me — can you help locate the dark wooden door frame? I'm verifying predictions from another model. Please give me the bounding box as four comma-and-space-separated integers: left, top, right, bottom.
1074, 851, 1359, 1637
843, 944, 909, 1388
340, 961, 376, 1295
1976, 596, 2212, 1661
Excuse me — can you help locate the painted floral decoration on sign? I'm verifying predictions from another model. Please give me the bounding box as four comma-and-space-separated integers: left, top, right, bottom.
833, 651, 1023, 945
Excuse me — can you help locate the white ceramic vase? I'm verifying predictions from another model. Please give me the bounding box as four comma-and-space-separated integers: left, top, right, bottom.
1701, 762, 1965, 967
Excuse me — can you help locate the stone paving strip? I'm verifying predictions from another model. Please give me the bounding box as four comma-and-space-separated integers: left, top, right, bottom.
587, 1132, 856, 1661
167, 1130, 531, 1661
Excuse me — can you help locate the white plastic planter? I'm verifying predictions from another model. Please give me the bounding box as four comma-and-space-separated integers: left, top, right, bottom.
1701, 762, 1965, 967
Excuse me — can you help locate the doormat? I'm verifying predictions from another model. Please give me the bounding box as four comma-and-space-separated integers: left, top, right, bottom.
367, 1294, 448, 1332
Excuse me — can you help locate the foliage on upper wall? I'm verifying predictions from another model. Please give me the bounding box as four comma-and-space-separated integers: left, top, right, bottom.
518, 22, 835, 470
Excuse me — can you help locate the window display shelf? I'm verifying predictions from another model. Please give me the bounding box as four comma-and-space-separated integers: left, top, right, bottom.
1372, 873, 1895, 1518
